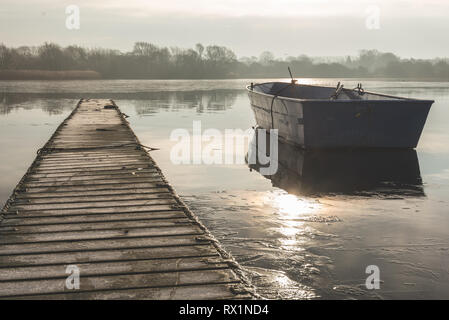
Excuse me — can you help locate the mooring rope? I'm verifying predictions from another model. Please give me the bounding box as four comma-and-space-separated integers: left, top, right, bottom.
270, 84, 293, 129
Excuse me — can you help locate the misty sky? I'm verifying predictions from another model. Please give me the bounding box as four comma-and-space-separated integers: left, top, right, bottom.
2, 0, 449, 59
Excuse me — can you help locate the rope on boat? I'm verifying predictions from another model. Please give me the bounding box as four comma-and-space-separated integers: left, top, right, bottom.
36, 143, 160, 155
270, 83, 294, 129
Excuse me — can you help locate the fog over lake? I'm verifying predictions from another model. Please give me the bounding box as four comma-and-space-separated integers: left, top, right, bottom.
2, 0, 449, 58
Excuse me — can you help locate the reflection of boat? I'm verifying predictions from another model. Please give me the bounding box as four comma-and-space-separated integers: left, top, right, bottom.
246, 133, 424, 197
247, 81, 433, 149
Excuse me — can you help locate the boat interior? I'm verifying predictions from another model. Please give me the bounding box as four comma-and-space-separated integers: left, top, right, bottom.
252, 82, 407, 101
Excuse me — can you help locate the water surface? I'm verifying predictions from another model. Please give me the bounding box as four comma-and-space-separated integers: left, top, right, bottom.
1, 79, 449, 299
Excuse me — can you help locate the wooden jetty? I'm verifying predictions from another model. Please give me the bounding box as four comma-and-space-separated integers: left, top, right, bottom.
0, 99, 252, 299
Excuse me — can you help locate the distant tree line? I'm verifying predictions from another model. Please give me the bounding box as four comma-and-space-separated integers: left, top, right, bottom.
1, 42, 448, 79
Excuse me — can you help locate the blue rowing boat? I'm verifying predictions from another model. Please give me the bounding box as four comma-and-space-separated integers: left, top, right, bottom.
247, 81, 433, 149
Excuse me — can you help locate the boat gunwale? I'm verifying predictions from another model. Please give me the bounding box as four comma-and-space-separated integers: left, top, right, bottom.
246, 82, 435, 104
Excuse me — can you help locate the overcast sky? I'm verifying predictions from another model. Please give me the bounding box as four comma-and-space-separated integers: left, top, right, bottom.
2, 0, 449, 58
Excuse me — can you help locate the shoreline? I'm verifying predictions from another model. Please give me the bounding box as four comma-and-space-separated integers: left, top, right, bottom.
0, 70, 101, 80
0, 74, 448, 82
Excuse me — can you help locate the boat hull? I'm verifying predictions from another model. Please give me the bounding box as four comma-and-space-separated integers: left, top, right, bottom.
248, 90, 432, 149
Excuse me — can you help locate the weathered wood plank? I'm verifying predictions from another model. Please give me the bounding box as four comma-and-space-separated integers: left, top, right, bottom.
0, 256, 227, 281
24, 176, 163, 185
10, 198, 176, 211
36, 159, 149, 169
0, 218, 193, 233
32, 164, 155, 174
0, 225, 203, 244
0, 269, 240, 298
5, 204, 178, 216
10, 283, 250, 300
14, 192, 172, 204
1, 211, 186, 225
15, 188, 171, 199
25, 173, 161, 183
22, 182, 168, 193
0, 234, 208, 256
28, 169, 157, 178
0, 244, 219, 268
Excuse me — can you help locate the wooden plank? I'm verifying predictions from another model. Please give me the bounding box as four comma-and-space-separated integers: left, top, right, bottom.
22, 182, 168, 193
24, 176, 163, 185
39, 149, 146, 157
14, 192, 172, 204
28, 169, 157, 178
10, 198, 176, 211
15, 188, 171, 199
0, 235, 209, 256
0, 256, 227, 281
32, 164, 154, 174
0, 98, 250, 299
40, 153, 149, 159
0, 225, 203, 244
36, 159, 148, 168
5, 204, 178, 216
0, 269, 239, 298
39, 157, 149, 164
25, 172, 161, 183
0, 244, 219, 268
11, 284, 250, 300
0, 218, 193, 233
1, 211, 186, 225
